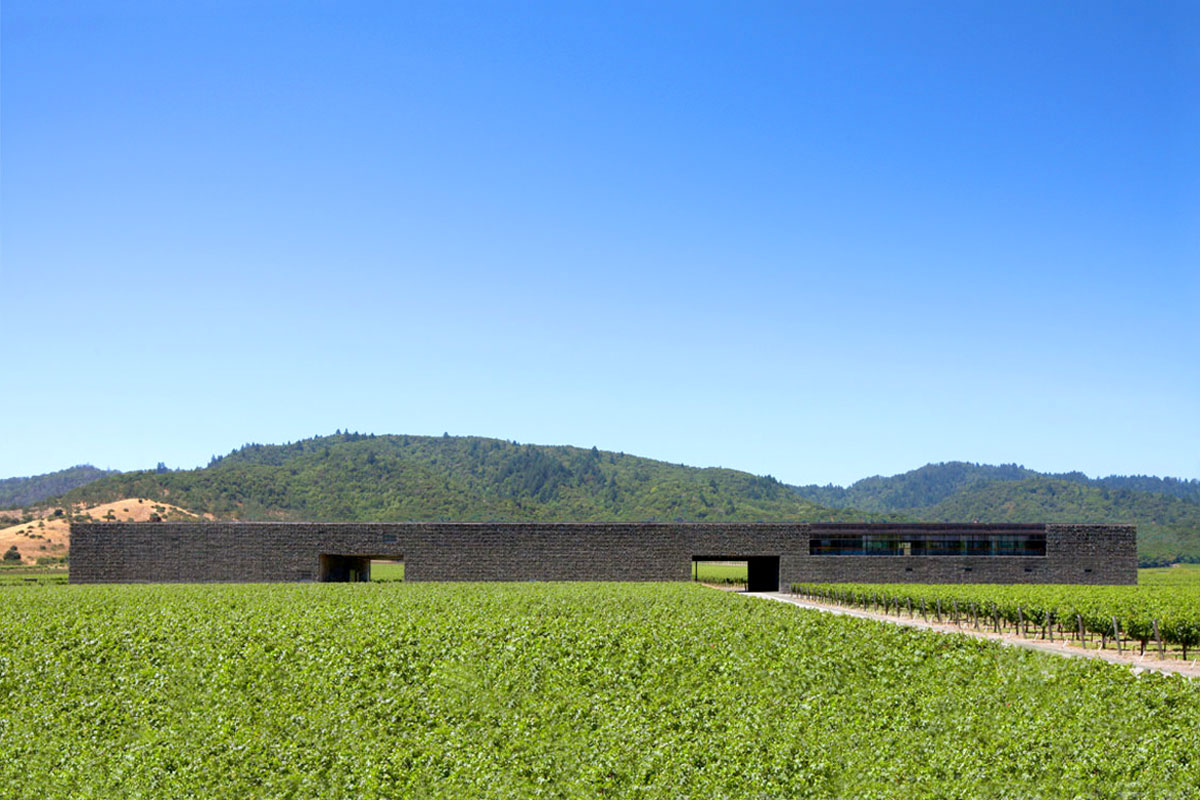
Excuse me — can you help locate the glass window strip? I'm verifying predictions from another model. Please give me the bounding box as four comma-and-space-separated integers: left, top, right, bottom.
809, 533, 1046, 557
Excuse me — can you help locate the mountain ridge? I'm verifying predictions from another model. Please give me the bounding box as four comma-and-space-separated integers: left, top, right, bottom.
53, 433, 889, 525
792, 460, 1200, 508
791, 461, 1200, 565
17, 445, 1199, 566
0, 465, 120, 509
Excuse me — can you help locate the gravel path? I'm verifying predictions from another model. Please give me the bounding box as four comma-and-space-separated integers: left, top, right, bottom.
740, 590, 1200, 679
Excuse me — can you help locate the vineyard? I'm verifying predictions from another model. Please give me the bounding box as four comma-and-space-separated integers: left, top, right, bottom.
693, 560, 748, 585
791, 581, 1200, 661
364, 560, 750, 585
2, 582, 1199, 799
1139, 563, 1200, 586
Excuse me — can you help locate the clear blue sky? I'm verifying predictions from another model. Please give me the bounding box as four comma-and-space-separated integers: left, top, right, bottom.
3, 1, 1197, 486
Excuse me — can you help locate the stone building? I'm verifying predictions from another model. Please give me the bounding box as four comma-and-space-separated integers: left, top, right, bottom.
69, 521, 1137, 587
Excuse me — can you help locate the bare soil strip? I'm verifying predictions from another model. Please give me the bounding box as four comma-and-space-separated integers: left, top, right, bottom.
741, 590, 1200, 679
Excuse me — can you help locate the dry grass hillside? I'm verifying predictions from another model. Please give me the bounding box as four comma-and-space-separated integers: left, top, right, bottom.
0, 499, 208, 566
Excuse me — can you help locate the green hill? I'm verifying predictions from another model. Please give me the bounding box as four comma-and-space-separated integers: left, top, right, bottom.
793, 462, 1200, 566
54, 433, 884, 524
792, 462, 1040, 512
918, 478, 1200, 567
1069, 474, 1200, 505
0, 465, 119, 509
43, 445, 1196, 565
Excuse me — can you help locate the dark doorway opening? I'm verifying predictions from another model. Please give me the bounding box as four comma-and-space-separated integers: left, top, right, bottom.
319, 554, 372, 582
691, 555, 780, 592
746, 556, 780, 591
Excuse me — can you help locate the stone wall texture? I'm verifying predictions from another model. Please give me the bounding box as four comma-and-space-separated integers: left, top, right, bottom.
69, 522, 1137, 585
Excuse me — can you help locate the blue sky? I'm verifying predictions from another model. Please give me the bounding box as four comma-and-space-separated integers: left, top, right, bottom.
3, 1, 1197, 486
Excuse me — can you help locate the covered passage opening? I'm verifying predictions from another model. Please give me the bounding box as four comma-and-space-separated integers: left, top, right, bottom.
691, 555, 779, 592
318, 554, 374, 582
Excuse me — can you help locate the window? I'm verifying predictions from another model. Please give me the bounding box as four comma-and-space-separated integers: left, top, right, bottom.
809, 531, 1046, 557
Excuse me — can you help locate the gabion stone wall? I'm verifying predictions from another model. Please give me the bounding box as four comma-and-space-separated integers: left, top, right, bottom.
792, 523, 1138, 585
68, 521, 1137, 585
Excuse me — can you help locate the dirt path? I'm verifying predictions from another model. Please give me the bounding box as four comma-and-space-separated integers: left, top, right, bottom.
741, 591, 1200, 679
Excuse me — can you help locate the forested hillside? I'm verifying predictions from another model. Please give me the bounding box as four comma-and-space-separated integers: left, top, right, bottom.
36, 446, 1197, 565
1074, 474, 1200, 505
919, 479, 1200, 566
793, 462, 1200, 565
0, 465, 119, 509
792, 463, 1041, 512
55, 434, 881, 524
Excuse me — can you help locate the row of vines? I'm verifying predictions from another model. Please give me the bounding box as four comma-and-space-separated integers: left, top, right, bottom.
792, 582, 1200, 659
3, 582, 1199, 797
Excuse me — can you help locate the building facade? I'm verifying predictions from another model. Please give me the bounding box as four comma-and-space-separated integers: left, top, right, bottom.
69, 521, 1137, 586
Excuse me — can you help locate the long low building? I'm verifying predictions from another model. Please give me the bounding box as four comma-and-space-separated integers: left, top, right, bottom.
69, 521, 1137, 587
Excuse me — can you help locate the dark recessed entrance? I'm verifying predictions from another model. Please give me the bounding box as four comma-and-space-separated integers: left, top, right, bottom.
746, 556, 780, 591
692, 555, 780, 592
318, 554, 372, 582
